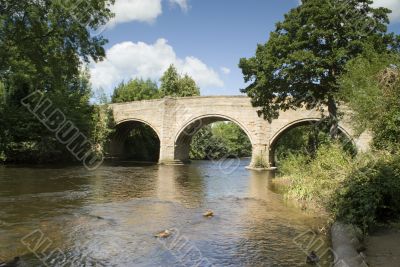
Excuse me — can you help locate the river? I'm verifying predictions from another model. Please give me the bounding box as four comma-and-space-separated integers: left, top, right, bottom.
0, 159, 332, 266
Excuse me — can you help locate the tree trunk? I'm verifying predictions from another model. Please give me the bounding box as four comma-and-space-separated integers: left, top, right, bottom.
328, 95, 338, 139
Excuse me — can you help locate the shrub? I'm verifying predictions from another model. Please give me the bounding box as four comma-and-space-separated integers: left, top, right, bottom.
330, 153, 400, 233
279, 143, 400, 234
279, 142, 353, 209
254, 152, 269, 168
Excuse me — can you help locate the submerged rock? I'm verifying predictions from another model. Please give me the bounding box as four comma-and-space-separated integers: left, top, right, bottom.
203, 210, 214, 218
306, 251, 320, 265
154, 230, 172, 238
0, 257, 20, 267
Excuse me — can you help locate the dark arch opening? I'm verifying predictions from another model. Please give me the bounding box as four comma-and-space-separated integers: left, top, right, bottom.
174, 116, 252, 163
108, 120, 160, 162
269, 119, 356, 167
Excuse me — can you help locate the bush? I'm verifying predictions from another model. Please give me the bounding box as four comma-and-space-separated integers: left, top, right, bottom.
279, 142, 353, 209
331, 153, 400, 233
279, 143, 400, 234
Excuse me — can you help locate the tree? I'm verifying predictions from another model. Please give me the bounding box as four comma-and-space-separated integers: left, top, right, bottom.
160, 65, 200, 97
0, 0, 114, 100
0, 1, 115, 163
189, 122, 252, 160
239, 0, 399, 137
339, 52, 400, 153
177, 74, 200, 97
112, 78, 159, 103
160, 65, 180, 97
212, 122, 252, 158
189, 125, 229, 160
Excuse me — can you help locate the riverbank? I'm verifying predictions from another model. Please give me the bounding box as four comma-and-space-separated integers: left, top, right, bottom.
365, 224, 400, 266
272, 177, 400, 266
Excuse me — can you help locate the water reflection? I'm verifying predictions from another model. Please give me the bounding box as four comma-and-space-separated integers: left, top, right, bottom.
0, 160, 331, 266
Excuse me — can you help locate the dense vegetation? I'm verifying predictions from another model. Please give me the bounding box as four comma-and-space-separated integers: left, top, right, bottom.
339, 52, 400, 152
0, 0, 114, 163
272, 123, 355, 165
276, 52, 400, 234
189, 123, 251, 160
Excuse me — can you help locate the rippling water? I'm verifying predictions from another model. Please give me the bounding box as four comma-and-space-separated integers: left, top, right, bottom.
0, 160, 332, 266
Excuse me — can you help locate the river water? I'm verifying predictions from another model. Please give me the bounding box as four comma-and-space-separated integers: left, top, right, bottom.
0, 159, 332, 266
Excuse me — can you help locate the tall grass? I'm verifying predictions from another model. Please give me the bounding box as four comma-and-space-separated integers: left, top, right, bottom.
279, 142, 353, 209
278, 143, 400, 233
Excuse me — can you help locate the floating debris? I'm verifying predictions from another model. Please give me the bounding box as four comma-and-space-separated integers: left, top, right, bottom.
203, 210, 214, 218
154, 230, 172, 238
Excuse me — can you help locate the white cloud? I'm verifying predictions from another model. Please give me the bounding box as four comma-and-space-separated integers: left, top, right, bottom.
372, 0, 400, 22
105, 0, 189, 28
220, 67, 231, 75
90, 38, 223, 92
109, 0, 162, 25
169, 0, 189, 12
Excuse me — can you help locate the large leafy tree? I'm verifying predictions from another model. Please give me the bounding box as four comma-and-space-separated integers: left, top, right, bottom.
160, 65, 200, 97
0, 0, 114, 98
112, 78, 159, 103
339, 52, 400, 153
0, 0, 114, 163
239, 0, 399, 136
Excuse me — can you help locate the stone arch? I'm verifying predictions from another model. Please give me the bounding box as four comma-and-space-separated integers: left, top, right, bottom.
173, 114, 254, 163
268, 118, 355, 166
109, 119, 161, 161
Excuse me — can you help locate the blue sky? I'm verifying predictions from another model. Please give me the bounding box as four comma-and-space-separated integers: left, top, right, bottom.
90, 0, 400, 96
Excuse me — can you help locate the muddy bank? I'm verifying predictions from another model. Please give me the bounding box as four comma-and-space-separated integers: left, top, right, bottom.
365, 227, 400, 266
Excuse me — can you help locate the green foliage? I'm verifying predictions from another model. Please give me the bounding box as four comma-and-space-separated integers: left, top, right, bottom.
160, 65, 180, 97
212, 122, 252, 157
279, 142, 354, 208
90, 105, 115, 157
0, 0, 114, 163
123, 125, 160, 162
176, 74, 201, 97
0, 82, 5, 105
331, 153, 400, 233
189, 122, 252, 160
160, 65, 200, 97
274, 125, 330, 164
0, 71, 101, 163
279, 143, 400, 234
189, 126, 228, 160
273, 123, 356, 165
339, 52, 400, 152
0, 0, 113, 100
112, 79, 159, 103
239, 0, 398, 125
254, 152, 269, 169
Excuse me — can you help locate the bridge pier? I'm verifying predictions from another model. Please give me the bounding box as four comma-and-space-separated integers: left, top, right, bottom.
247, 144, 274, 170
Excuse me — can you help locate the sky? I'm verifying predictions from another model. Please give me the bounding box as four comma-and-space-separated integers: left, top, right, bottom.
89, 0, 400, 97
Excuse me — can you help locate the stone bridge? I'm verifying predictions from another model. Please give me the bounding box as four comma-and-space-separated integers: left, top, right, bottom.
109, 96, 372, 168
